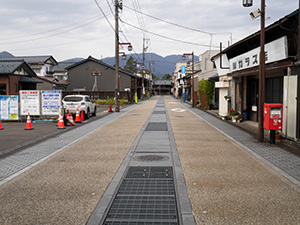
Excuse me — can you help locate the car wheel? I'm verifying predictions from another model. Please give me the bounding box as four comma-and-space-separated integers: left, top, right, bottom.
92, 106, 97, 116
85, 108, 90, 119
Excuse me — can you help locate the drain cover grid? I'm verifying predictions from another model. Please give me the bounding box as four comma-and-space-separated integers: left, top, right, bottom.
103, 167, 179, 224
153, 111, 166, 114
146, 122, 168, 131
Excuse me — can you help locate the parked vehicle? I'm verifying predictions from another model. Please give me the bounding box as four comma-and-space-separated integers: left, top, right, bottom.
62, 95, 96, 119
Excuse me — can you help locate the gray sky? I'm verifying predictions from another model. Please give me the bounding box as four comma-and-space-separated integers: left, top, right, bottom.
0, 0, 298, 61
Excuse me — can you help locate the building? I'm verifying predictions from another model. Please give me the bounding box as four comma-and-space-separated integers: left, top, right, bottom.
0, 56, 68, 90
0, 59, 41, 95
212, 10, 299, 141
66, 56, 142, 99
153, 80, 172, 95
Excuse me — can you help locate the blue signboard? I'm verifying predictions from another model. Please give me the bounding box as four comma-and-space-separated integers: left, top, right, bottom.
41, 90, 62, 115
0, 95, 19, 120
182, 65, 186, 76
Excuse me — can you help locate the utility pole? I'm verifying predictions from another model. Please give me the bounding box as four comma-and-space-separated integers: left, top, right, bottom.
297, 0, 300, 139
114, 0, 121, 112
258, 0, 265, 141
142, 36, 149, 100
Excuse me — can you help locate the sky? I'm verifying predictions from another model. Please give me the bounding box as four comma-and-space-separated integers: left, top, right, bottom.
0, 0, 298, 62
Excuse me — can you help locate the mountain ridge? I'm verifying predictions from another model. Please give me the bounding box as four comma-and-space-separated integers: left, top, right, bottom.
0, 51, 198, 78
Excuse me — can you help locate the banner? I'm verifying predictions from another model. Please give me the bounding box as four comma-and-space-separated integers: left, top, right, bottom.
41, 90, 61, 115
0, 95, 19, 120
20, 90, 40, 115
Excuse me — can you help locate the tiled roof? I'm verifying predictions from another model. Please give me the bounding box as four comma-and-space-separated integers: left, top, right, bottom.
0, 60, 25, 74
53, 62, 76, 72
0, 56, 57, 64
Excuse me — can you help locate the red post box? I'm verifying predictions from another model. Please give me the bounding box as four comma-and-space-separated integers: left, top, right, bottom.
263, 103, 283, 130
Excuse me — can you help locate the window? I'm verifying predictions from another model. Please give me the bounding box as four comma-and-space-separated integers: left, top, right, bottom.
0, 84, 6, 95
265, 77, 283, 103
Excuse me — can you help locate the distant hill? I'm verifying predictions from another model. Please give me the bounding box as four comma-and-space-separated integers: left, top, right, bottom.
100, 53, 199, 79
0, 51, 14, 58
1, 51, 198, 79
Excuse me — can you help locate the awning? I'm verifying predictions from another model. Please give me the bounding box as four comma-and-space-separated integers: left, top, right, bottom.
19, 76, 43, 83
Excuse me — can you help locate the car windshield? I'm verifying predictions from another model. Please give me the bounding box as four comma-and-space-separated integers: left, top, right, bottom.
63, 96, 83, 102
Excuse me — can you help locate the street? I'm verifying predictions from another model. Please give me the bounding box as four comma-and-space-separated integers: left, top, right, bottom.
0, 96, 300, 224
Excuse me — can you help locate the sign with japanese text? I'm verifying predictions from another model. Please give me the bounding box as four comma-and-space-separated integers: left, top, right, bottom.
0, 95, 19, 120
41, 90, 61, 115
229, 36, 288, 72
182, 65, 186, 76
20, 90, 40, 115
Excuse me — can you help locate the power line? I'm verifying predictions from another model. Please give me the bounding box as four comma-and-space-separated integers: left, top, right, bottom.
124, 5, 213, 35
0, 14, 103, 41
0, 16, 105, 45
120, 19, 219, 48
93, 0, 115, 32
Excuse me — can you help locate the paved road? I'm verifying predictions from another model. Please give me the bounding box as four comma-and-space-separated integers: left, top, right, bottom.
0, 96, 300, 225
0, 106, 109, 157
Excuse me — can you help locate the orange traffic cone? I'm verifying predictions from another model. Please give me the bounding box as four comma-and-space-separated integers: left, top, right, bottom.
0, 121, 3, 130
57, 113, 66, 129
75, 108, 81, 123
109, 104, 113, 113
25, 113, 34, 130
80, 110, 84, 121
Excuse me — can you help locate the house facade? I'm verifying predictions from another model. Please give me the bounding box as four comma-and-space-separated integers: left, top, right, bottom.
212, 10, 299, 141
0, 56, 69, 90
66, 56, 141, 98
0, 60, 40, 95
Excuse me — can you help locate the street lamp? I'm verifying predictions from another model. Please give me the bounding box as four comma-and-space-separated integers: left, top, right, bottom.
119, 52, 127, 60
119, 42, 133, 51
182, 52, 195, 107
91, 70, 102, 91
243, 0, 253, 7
243, 0, 265, 142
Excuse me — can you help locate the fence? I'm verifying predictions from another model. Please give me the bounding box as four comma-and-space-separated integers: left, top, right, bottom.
62, 91, 131, 102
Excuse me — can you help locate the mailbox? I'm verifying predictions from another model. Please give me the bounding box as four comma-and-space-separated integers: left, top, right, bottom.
263, 103, 283, 130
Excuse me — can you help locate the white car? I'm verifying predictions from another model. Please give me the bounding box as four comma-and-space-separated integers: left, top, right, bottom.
62, 95, 96, 119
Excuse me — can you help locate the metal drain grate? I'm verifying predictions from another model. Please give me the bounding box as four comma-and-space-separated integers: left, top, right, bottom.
118, 179, 175, 195
103, 167, 179, 224
146, 122, 168, 131
133, 155, 169, 162
153, 111, 166, 114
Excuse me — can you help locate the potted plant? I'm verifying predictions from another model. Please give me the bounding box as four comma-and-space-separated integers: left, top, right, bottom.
275, 131, 282, 140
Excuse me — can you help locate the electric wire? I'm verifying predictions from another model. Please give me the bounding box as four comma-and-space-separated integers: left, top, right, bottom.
0, 16, 105, 45
0, 14, 103, 41
120, 19, 219, 48
93, 0, 115, 32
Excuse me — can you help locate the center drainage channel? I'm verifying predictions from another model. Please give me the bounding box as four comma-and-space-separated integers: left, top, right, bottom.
103, 166, 179, 225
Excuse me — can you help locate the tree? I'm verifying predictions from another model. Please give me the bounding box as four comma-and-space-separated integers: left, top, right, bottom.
123, 56, 137, 73
162, 74, 172, 80
198, 79, 214, 109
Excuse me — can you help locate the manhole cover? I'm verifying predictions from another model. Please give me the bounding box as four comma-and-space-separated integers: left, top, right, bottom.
133, 155, 169, 162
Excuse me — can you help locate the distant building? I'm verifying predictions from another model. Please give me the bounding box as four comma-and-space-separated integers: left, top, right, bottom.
153, 80, 172, 95
0, 59, 41, 95
0, 56, 68, 90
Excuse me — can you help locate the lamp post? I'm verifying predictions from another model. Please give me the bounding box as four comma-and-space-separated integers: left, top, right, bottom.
182, 52, 195, 107
91, 70, 102, 91
243, 0, 265, 142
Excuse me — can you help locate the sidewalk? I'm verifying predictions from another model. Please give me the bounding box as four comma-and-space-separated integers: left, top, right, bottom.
167, 96, 300, 224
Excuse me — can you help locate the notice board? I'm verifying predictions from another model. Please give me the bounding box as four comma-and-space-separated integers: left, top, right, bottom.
41, 90, 61, 115
0, 95, 19, 120
20, 90, 40, 115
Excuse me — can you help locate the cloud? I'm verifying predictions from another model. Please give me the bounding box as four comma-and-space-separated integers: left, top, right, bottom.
0, 0, 298, 60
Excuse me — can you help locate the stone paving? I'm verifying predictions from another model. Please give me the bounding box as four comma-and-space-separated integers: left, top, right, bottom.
0, 104, 138, 185
181, 101, 300, 186
1, 96, 300, 225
